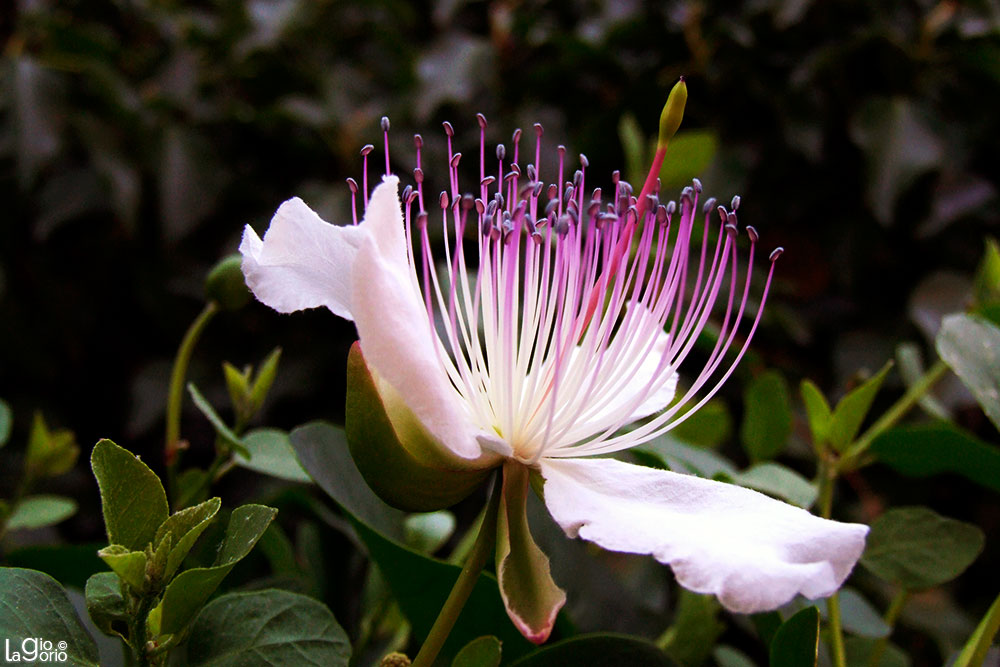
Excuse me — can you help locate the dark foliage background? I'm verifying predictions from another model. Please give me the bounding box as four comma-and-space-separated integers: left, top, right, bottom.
1, 0, 998, 663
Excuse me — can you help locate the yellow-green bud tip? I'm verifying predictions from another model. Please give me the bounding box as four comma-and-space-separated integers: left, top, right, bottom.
379, 652, 411, 667
657, 77, 688, 148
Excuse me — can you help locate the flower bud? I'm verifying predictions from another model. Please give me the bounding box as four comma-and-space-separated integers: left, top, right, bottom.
657, 77, 688, 149
205, 254, 251, 311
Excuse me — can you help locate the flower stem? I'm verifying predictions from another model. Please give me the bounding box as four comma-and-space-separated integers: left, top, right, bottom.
817, 457, 847, 667
165, 300, 219, 503
840, 359, 949, 471
411, 476, 502, 667
868, 589, 909, 667
127, 593, 155, 667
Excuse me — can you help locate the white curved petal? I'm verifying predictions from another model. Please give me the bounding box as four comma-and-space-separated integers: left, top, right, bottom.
351, 224, 487, 463
539, 457, 868, 614
363, 175, 408, 265
240, 197, 365, 319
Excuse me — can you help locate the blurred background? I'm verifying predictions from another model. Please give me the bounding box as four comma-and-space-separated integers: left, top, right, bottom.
1, 0, 998, 663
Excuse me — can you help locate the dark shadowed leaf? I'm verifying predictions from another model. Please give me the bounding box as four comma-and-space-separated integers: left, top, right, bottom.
741, 370, 793, 461
0, 398, 11, 447
187, 383, 250, 458
815, 588, 890, 639
509, 633, 678, 666
85, 571, 127, 639
827, 361, 893, 452
91, 439, 169, 551
861, 506, 984, 590
800, 380, 831, 447
187, 589, 350, 666
154, 497, 222, 580
843, 637, 909, 667
770, 606, 819, 667
870, 422, 1000, 493
660, 590, 723, 665
0, 568, 99, 666
453, 636, 502, 667
936, 314, 1000, 432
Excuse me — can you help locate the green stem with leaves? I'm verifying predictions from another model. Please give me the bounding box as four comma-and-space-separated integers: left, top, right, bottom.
817, 457, 848, 667
165, 301, 219, 502
868, 589, 909, 667
411, 476, 502, 667
127, 593, 155, 667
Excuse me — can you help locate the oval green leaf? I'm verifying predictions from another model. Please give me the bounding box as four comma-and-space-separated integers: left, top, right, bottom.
741, 370, 793, 461
452, 636, 502, 667
187, 589, 350, 666
509, 633, 679, 666
769, 606, 819, 667
937, 313, 1000, 433
5, 495, 77, 530
91, 439, 168, 551
235, 428, 311, 483
861, 506, 985, 590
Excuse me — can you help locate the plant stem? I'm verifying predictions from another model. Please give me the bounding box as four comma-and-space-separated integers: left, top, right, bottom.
840, 359, 949, 470
868, 589, 909, 667
128, 594, 155, 667
817, 458, 847, 667
165, 301, 219, 502
411, 476, 502, 667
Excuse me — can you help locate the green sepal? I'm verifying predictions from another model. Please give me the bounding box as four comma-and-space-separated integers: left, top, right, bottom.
346, 343, 491, 511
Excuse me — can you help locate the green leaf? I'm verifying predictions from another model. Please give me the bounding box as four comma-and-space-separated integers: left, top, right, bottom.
741, 370, 793, 461
91, 439, 169, 551
5, 495, 77, 530
843, 637, 910, 667
154, 497, 222, 580
235, 428, 311, 483
186, 589, 350, 666
658, 130, 719, 190
187, 383, 250, 458
800, 379, 832, 447
953, 590, 1000, 667
175, 468, 211, 509
223, 362, 251, 418
937, 314, 1000, 432
618, 113, 646, 187
671, 400, 732, 448
151, 504, 277, 636
713, 645, 757, 667
730, 463, 818, 509
0, 567, 100, 666
453, 636, 502, 667
769, 606, 819, 667
290, 421, 407, 541
509, 633, 679, 666
26, 411, 79, 480
895, 343, 949, 419
249, 347, 282, 413
84, 571, 127, 639
97, 545, 147, 592
974, 237, 1000, 307
350, 513, 537, 664
660, 590, 724, 665
827, 361, 893, 452
0, 397, 11, 447
404, 510, 456, 554
861, 506, 984, 590
870, 422, 1000, 494
815, 588, 890, 639
634, 435, 738, 478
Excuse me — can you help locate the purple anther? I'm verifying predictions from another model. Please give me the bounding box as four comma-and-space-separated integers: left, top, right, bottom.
746, 225, 759, 243
401, 184, 412, 202
532, 181, 544, 198
533, 123, 543, 137
475, 198, 486, 214
612, 170, 621, 184
481, 214, 494, 236
680, 186, 693, 202
563, 186, 574, 204
439, 191, 449, 209
769, 247, 784, 262
654, 177, 662, 194
504, 171, 518, 184
442, 121, 454, 137
544, 199, 559, 216
413, 133, 423, 149
580, 153, 589, 168
725, 223, 739, 238
646, 194, 659, 209
496, 144, 506, 161
587, 200, 601, 216
731, 195, 741, 210
726, 211, 737, 226
416, 210, 429, 228
481, 175, 496, 187
407, 190, 419, 205
360, 144, 374, 156
692, 177, 702, 193
666, 200, 677, 216
556, 214, 571, 235
413, 167, 424, 183
526, 164, 537, 181
717, 205, 728, 221
346, 177, 359, 193
591, 187, 602, 201
702, 197, 717, 214
620, 181, 633, 197
476, 113, 487, 129
461, 193, 475, 210
451, 152, 462, 168
557, 145, 566, 157
655, 204, 667, 225
530, 229, 543, 245
547, 184, 558, 200
380, 116, 390, 132
510, 163, 521, 176
573, 169, 583, 188
597, 212, 617, 228
486, 199, 498, 216
512, 128, 522, 143
626, 205, 638, 225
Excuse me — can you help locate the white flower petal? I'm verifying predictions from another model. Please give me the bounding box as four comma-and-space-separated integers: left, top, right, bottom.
350, 186, 486, 462
539, 457, 868, 614
239, 197, 365, 319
